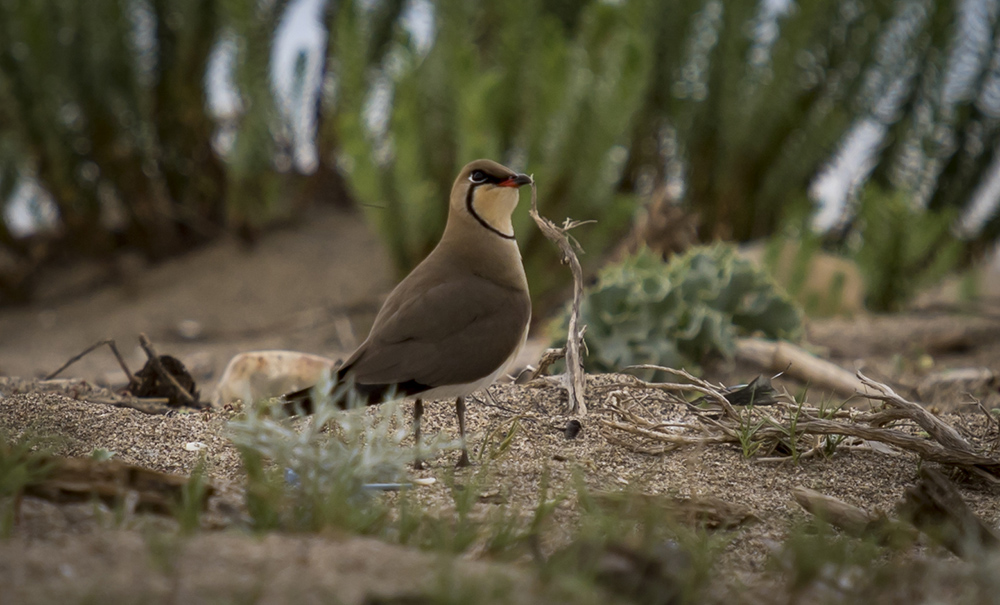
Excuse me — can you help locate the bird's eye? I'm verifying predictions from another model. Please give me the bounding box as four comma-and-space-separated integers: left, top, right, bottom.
469, 170, 488, 184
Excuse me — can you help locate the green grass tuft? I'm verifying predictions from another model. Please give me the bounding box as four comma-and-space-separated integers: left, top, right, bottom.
0, 429, 59, 537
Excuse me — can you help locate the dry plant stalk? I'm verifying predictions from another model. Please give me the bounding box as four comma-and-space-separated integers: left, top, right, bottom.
793, 472, 999, 560
791, 486, 880, 536
41, 334, 201, 412
792, 486, 919, 544
6, 375, 176, 415
527, 180, 589, 415
528, 347, 567, 381
45, 338, 137, 387
624, 365, 740, 416
23, 456, 214, 515
899, 467, 1000, 558
600, 370, 1000, 478
89, 395, 174, 415
856, 370, 976, 454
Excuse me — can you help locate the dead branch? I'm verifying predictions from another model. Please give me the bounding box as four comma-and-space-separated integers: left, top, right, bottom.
601, 418, 734, 448
622, 365, 739, 417
2, 375, 177, 415
22, 456, 214, 516
898, 467, 1000, 559
605, 397, 724, 437
735, 338, 865, 398
528, 180, 588, 415
599, 372, 1000, 478
758, 441, 831, 463
608, 409, 1000, 474
970, 394, 1000, 453
590, 375, 693, 406
859, 408, 918, 428
88, 396, 175, 415
528, 348, 567, 381
792, 486, 879, 536
792, 420, 999, 471
42, 335, 201, 409
793, 486, 917, 542
589, 491, 757, 530
857, 371, 976, 454
45, 338, 137, 387
604, 433, 678, 455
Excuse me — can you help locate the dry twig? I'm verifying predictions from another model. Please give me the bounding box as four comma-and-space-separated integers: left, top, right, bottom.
23, 456, 214, 515
790, 419, 999, 471
792, 486, 880, 536
898, 467, 1000, 559
88, 395, 175, 415
623, 365, 740, 417
45, 338, 136, 387
970, 394, 1000, 453
527, 180, 589, 415
589, 491, 757, 530
857, 370, 976, 454
528, 348, 567, 382
599, 371, 1000, 477
792, 486, 917, 542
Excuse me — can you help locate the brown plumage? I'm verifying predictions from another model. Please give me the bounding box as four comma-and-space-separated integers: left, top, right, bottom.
284, 159, 533, 467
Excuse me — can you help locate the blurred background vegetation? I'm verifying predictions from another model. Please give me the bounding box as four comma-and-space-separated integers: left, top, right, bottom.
2, 0, 1000, 312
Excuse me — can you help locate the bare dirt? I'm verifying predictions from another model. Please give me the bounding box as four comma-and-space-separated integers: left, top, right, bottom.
2, 205, 1000, 603
0, 205, 393, 384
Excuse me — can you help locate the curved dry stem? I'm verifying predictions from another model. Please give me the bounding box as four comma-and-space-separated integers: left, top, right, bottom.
527, 180, 588, 415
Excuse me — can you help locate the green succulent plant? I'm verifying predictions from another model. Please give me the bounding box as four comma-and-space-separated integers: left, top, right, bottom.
553, 244, 803, 378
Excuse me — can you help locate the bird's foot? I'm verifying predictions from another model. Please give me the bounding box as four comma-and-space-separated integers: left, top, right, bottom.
455, 450, 472, 468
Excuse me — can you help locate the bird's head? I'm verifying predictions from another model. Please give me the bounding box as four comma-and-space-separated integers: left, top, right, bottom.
450, 159, 533, 239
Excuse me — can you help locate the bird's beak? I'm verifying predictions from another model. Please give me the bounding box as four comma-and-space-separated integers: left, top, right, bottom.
497, 173, 533, 188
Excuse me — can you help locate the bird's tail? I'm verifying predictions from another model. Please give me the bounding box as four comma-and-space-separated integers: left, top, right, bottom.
279, 365, 352, 416
280, 364, 429, 416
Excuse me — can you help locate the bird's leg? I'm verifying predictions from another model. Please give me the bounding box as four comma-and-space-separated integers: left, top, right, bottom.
455, 396, 471, 467
413, 399, 424, 470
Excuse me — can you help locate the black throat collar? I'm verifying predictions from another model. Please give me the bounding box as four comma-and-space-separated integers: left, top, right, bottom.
465, 184, 516, 240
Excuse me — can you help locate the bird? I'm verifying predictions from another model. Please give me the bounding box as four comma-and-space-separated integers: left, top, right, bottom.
284, 159, 533, 468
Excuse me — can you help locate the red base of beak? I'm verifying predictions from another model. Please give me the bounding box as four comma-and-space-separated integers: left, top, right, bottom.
498, 174, 533, 188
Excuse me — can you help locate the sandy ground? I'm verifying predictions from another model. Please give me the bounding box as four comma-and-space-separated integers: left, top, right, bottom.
2, 205, 1000, 603
0, 206, 392, 385
2, 374, 999, 603
0, 529, 543, 605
